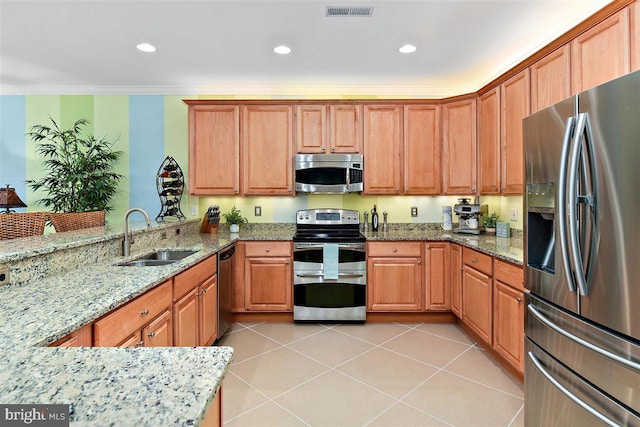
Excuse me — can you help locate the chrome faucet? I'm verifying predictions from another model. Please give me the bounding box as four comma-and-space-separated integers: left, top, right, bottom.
123, 208, 151, 256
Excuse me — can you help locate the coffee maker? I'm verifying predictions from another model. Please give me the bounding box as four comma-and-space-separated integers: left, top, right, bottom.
453, 198, 488, 234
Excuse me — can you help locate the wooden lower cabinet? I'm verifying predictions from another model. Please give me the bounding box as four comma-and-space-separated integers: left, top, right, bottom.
174, 287, 200, 346
243, 242, 292, 311
367, 242, 423, 311
424, 242, 450, 311
450, 244, 463, 317
199, 275, 218, 346
461, 248, 493, 345
142, 309, 173, 347
202, 386, 223, 427
50, 324, 92, 347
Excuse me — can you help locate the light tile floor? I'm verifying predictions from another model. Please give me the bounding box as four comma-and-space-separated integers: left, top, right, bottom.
216, 322, 524, 427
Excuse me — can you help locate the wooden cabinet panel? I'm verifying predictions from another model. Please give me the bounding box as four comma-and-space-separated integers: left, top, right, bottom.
143, 309, 173, 347
631, 0, 640, 72
119, 333, 142, 348
199, 274, 218, 346
478, 87, 501, 194
462, 266, 493, 344
494, 259, 524, 291
425, 242, 450, 311
404, 105, 441, 194
450, 244, 463, 317
571, 8, 631, 93
174, 254, 217, 301
530, 45, 571, 112
173, 287, 199, 347
500, 69, 529, 195
50, 324, 92, 347
296, 105, 327, 153
367, 241, 421, 257
244, 256, 292, 311
493, 280, 525, 373
244, 241, 291, 257
330, 105, 362, 153
363, 105, 403, 195
462, 247, 492, 276
442, 98, 477, 194
188, 105, 240, 195
367, 256, 423, 311
242, 105, 293, 195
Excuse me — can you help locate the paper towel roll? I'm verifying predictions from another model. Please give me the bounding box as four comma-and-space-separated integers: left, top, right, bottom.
442, 206, 452, 231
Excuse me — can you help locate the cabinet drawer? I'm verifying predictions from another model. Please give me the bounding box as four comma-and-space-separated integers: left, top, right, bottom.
174, 254, 217, 300
367, 242, 422, 257
463, 247, 492, 276
244, 241, 291, 257
494, 259, 524, 291
94, 280, 172, 346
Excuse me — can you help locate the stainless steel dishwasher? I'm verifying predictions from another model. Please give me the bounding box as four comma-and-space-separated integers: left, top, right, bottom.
217, 244, 235, 340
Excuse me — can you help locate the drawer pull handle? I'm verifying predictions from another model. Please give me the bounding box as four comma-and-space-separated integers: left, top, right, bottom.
136, 341, 144, 347
147, 332, 156, 338
141, 309, 149, 316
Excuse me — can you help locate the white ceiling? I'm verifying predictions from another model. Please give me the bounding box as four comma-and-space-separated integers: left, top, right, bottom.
0, 0, 612, 97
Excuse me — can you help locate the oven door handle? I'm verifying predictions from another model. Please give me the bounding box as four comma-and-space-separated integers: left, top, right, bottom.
296, 273, 365, 278
294, 243, 365, 250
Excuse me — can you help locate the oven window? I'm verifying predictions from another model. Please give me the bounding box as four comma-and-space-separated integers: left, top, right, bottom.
296, 167, 347, 185
294, 248, 365, 264
294, 283, 366, 308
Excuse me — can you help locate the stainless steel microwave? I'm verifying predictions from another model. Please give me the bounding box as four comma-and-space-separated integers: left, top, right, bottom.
295, 153, 363, 194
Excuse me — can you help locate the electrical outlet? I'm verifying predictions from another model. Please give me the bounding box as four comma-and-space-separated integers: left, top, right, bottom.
411, 207, 418, 217
189, 205, 197, 216
254, 206, 262, 217
175, 227, 181, 235
510, 208, 518, 221
160, 232, 167, 240
0, 269, 9, 286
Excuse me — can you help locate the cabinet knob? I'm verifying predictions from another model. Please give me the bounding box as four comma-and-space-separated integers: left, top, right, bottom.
140, 309, 149, 316
418, 260, 422, 265
322, 147, 326, 151
393, 248, 397, 253
265, 248, 270, 253
517, 297, 523, 303
331, 147, 336, 152
147, 332, 156, 338
202, 288, 208, 294
471, 258, 477, 263
472, 187, 476, 192
136, 341, 144, 347
427, 244, 431, 249
286, 260, 290, 265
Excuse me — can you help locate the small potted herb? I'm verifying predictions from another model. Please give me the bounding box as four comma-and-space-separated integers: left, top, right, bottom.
223, 206, 247, 233
482, 212, 500, 235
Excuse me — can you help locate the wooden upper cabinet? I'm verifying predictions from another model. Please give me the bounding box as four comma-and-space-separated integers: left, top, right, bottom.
404, 105, 441, 194
500, 69, 529, 195
571, 8, 631, 93
296, 105, 327, 153
442, 98, 477, 195
530, 45, 571, 112
188, 105, 240, 195
330, 105, 362, 153
478, 88, 501, 194
242, 105, 293, 195
631, 0, 640, 71
363, 105, 403, 195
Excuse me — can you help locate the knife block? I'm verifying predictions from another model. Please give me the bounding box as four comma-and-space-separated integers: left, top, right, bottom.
200, 216, 219, 234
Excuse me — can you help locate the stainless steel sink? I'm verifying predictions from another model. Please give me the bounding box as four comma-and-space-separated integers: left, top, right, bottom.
116, 249, 199, 267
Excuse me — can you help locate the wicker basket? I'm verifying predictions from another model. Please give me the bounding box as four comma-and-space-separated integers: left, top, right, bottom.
0, 212, 47, 240
48, 211, 106, 232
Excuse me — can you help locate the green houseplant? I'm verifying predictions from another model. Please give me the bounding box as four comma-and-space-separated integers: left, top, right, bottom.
26, 117, 124, 213
222, 206, 247, 232
482, 212, 500, 235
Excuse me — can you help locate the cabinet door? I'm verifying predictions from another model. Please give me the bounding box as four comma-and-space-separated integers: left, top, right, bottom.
367, 257, 423, 311
242, 105, 293, 195
173, 287, 199, 347
530, 45, 571, 112
631, 0, 640, 72
442, 98, 477, 194
199, 274, 218, 346
493, 281, 525, 373
425, 242, 450, 311
296, 105, 327, 153
119, 333, 143, 348
330, 105, 362, 153
462, 266, 492, 344
571, 8, 631, 93
188, 105, 240, 195
143, 309, 173, 347
478, 88, 501, 194
450, 244, 463, 317
50, 324, 92, 347
363, 105, 403, 194
500, 70, 529, 195
404, 105, 441, 194
244, 257, 292, 311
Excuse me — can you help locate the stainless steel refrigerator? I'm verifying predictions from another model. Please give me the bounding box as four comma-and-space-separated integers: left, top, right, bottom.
524, 70, 640, 426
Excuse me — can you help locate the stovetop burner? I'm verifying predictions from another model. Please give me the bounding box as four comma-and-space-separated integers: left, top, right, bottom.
293, 208, 365, 242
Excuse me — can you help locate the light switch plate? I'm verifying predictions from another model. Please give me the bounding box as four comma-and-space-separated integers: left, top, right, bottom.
189, 205, 197, 216
255, 206, 262, 217
510, 208, 518, 221
411, 207, 418, 217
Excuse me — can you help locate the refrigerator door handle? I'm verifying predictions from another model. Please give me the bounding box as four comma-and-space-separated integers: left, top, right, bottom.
558, 116, 577, 292
528, 304, 640, 371
527, 351, 619, 427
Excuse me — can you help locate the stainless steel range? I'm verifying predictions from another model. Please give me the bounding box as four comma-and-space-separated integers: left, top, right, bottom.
293, 208, 366, 322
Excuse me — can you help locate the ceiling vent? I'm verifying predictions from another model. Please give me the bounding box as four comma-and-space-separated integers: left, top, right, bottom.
326, 6, 374, 17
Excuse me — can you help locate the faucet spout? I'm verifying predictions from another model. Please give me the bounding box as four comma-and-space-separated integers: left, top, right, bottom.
123, 208, 152, 257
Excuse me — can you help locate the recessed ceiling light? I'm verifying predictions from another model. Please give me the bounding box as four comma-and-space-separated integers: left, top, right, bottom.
399, 44, 417, 54
273, 45, 292, 55
136, 43, 156, 53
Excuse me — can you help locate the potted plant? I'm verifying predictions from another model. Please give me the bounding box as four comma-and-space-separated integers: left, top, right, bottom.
223, 206, 247, 233
482, 212, 500, 235
26, 117, 124, 214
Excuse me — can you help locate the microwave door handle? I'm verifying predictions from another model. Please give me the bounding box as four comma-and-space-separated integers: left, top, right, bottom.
558, 116, 577, 292
345, 167, 350, 188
